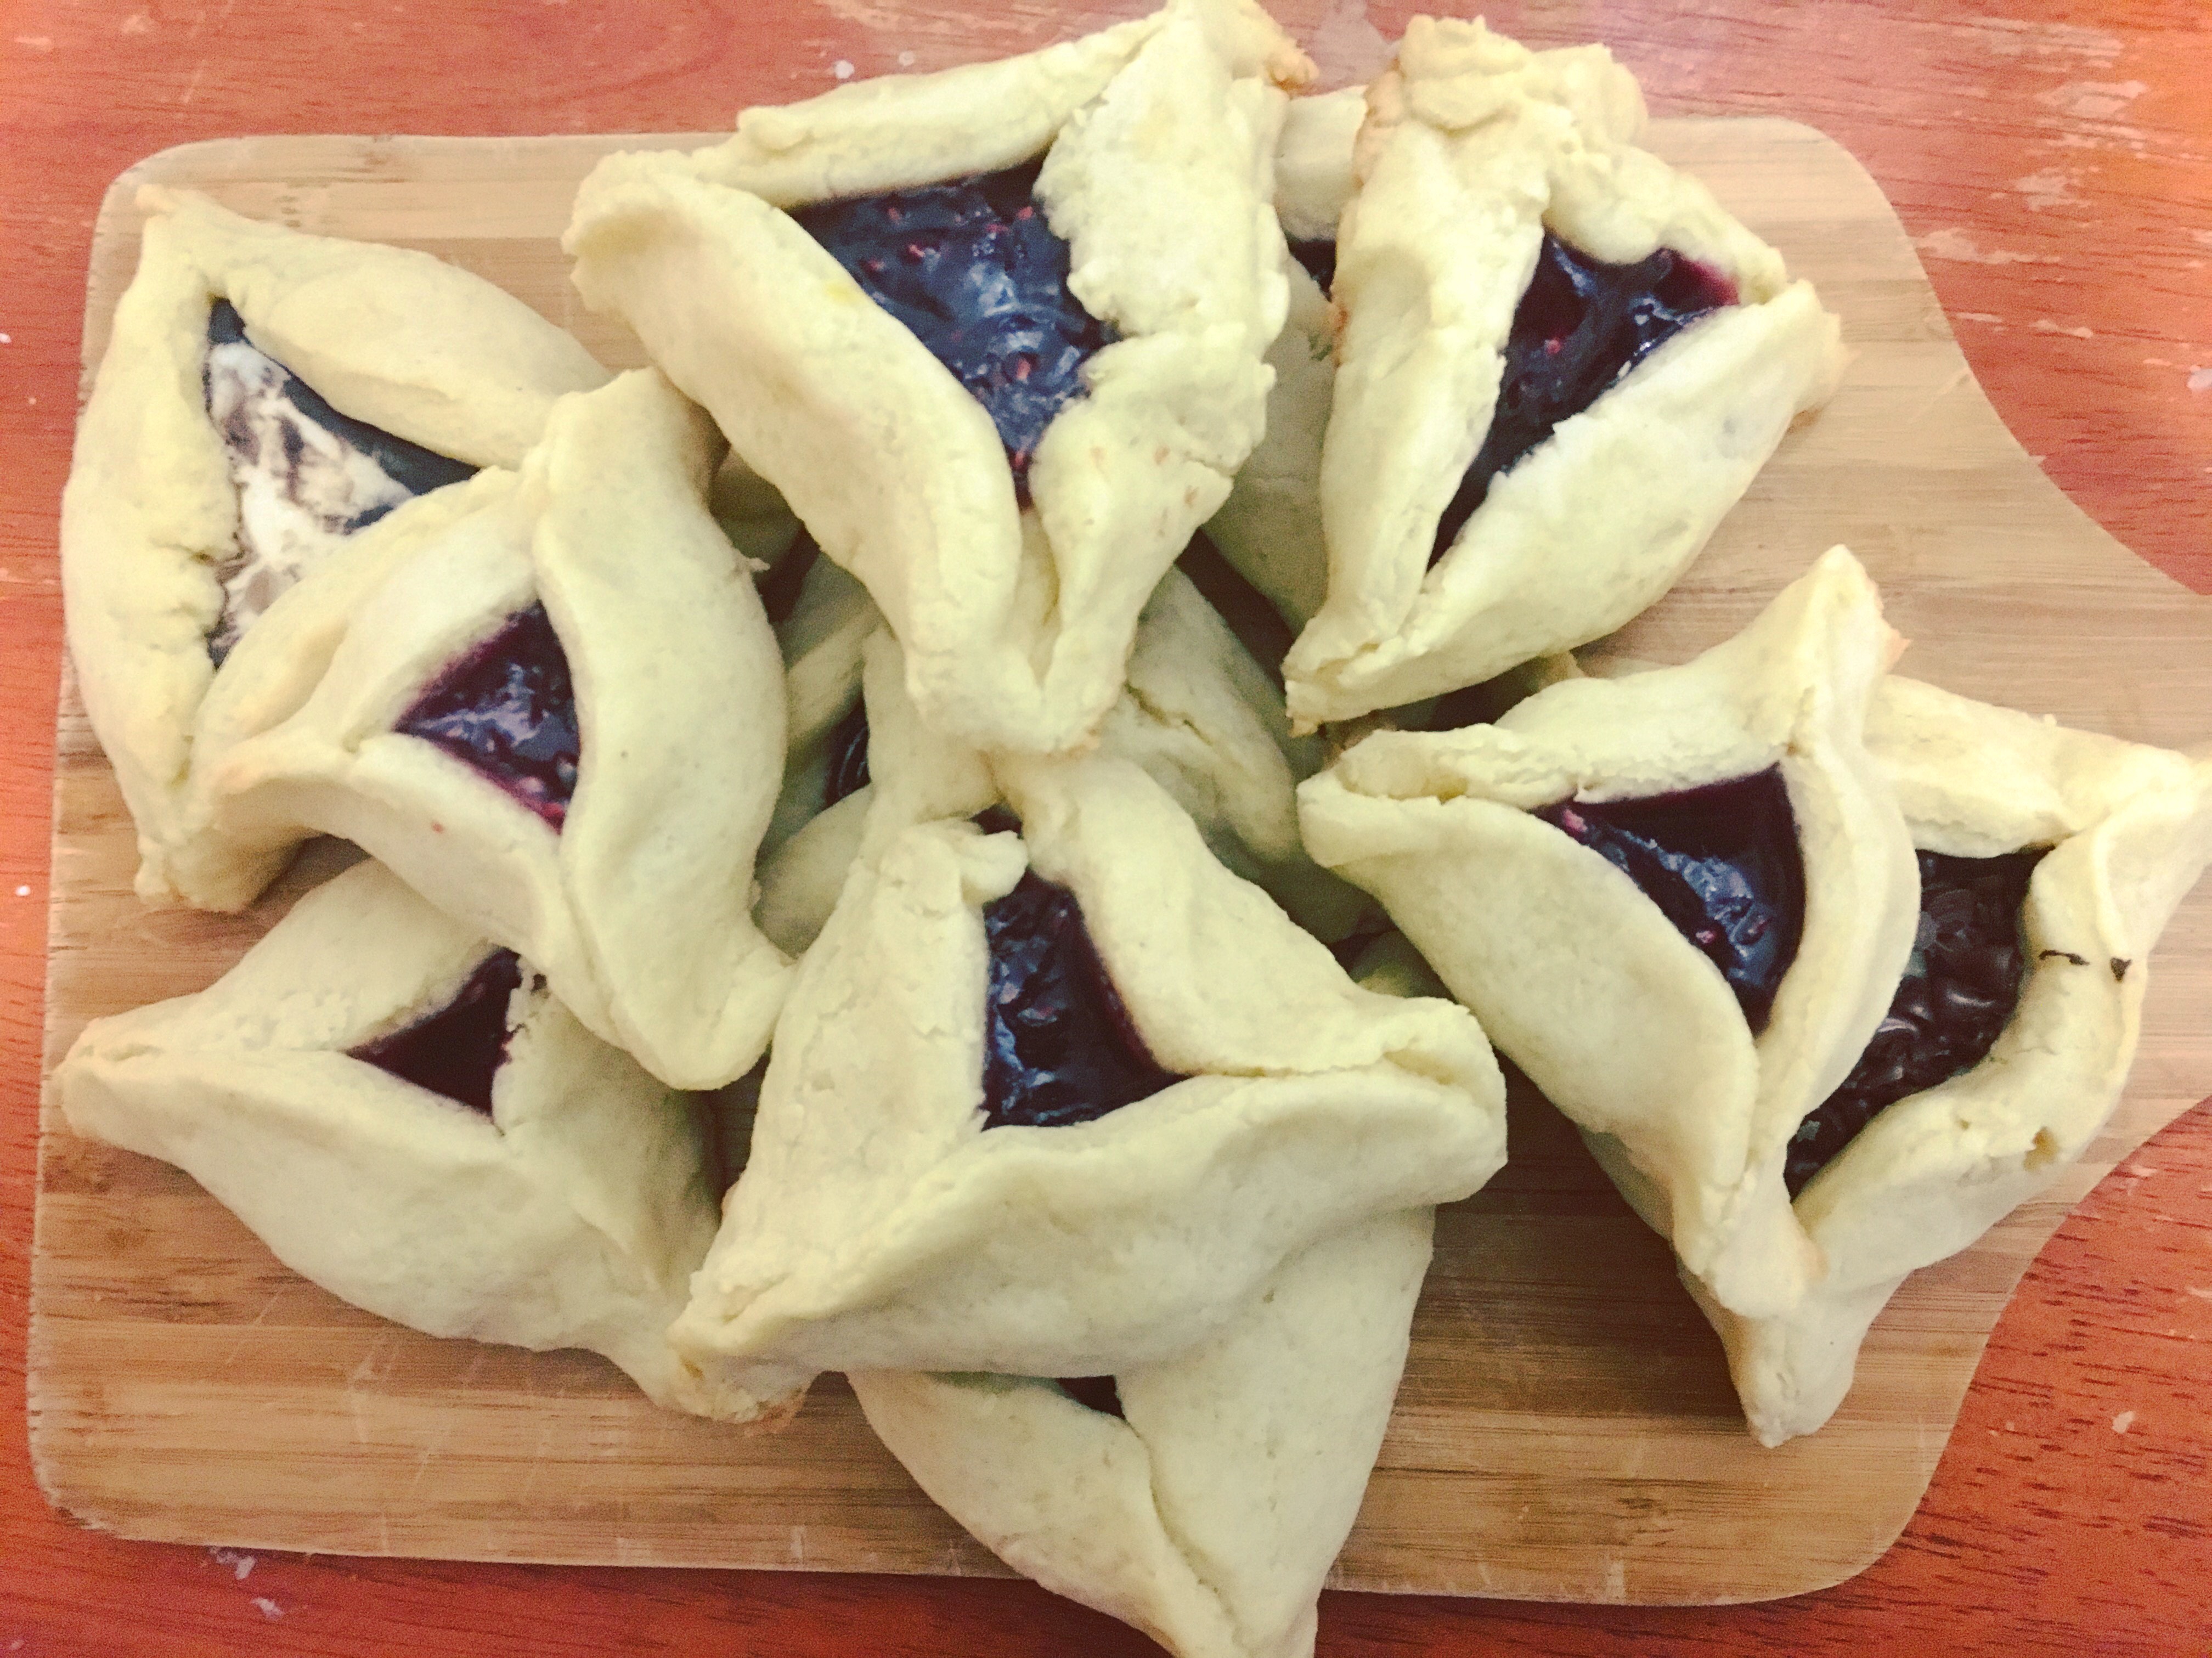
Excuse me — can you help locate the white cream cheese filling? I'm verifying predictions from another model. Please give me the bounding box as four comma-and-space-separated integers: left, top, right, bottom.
204, 337, 415, 659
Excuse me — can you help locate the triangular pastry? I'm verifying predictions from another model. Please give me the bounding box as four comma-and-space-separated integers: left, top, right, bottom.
1299, 547, 1919, 1321
1700, 676, 2212, 1442
204, 369, 792, 1090
61, 187, 609, 909
854, 1209, 1431, 1658
564, 0, 1314, 753
674, 636, 1505, 1420
1282, 20, 1847, 726
849, 935, 1461, 1658
54, 859, 726, 1415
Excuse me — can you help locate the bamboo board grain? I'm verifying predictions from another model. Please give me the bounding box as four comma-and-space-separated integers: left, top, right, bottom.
29, 119, 2212, 1608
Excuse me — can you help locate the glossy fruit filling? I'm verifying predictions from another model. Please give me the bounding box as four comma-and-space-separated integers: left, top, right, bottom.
974, 809, 1186, 1130
1538, 767, 1804, 1033
793, 161, 1113, 495
348, 948, 523, 1116
1430, 234, 1737, 564
1785, 849, 2044, 1194
397, 602, 580, 829
202, 300, 477, 661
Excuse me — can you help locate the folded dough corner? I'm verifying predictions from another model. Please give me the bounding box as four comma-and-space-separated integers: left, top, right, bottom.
563, 0, 1314, 755
198, 368, 793, 1091
1700, 676, 2212, 1443
1300, 545, 1920, 1326
61, 186, 609, 912
848, 939, 1463, 1658
672, 644, 1504, 1422
54, 859, 728, 1418
853, 1208, 1434, 1658
1304, 544, 2212, 1445
1277, 18, 1846, 726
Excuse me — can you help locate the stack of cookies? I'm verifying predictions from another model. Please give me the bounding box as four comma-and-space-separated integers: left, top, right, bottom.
53, 7, 2212, 1655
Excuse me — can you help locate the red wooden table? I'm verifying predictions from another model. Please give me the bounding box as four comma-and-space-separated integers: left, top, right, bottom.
4, 3, 2208, 1654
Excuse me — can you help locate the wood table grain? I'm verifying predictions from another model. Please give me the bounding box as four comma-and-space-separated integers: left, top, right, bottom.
3, 2, 2207, 1654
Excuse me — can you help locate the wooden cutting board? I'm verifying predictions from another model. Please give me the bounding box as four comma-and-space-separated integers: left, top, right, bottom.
31, 119, 2212, 1608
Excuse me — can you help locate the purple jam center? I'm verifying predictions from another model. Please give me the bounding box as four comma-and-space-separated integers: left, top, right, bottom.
975, 809, 1186, 1130
1056, 1376, 1125, 1418
206, 300, 478, 504
397, 602, 580, 829
792, 161, 1113, 496
1430, 234, 1737, 565
1538, 767, 1804, 1033
1288, 238, 1337, 294
1785, 849, 2044, 1194
347, 949, 523, 1116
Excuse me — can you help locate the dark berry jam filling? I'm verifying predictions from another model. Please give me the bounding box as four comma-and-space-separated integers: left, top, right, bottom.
1288, 238, 1337, 295
1538, 766, 1803, 1033
1785, 849, 2044, 1194
207, 300, 479, 503
1056, 1375, 1126, 1418
792, 161, 1113, 495
347, 948, 523, 1116
397, 602, 580, 830
974, 808, 1186, 1130
823, 700, 872, 809
1430, 235, 1736, 564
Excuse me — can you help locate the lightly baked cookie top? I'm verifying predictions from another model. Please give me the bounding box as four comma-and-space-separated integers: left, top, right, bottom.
54, 859, 730, 1418
1299, 547, 1921, 1326
669, 632, 1505, 1424
564, 0, 1314, 755
848, 938, 1462, 1658
1280, 19, 1846, 728
1696, 677, 2212, 1443
199, 369, 794, 1092
854, 1210, 1434, 1658
61, 187, 608, 910
1203, 84, 1359, 633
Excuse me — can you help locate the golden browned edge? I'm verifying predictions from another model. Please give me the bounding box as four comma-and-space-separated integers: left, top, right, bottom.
29, 120, 2212, 1605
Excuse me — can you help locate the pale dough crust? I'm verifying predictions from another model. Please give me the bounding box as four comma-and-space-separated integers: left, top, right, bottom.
206, 369, 793, 1091
1282, 19, 1847, 726
1697, 677, 2212, 1443
851, 1208, 1435, 1658
564, 0, 1314, 754
1205, 88, 1359, 631
61, 187, 609, 909
54, 860, 726, 1416
751, 571, 1369, 961
1206, 254, 1337, 631
847, 938, 1455, 1658
1272, 85, 1365, 241
1091, 568, 1368, 939
1299, 547, 1920, 1320
672, 639, 1505, 1420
